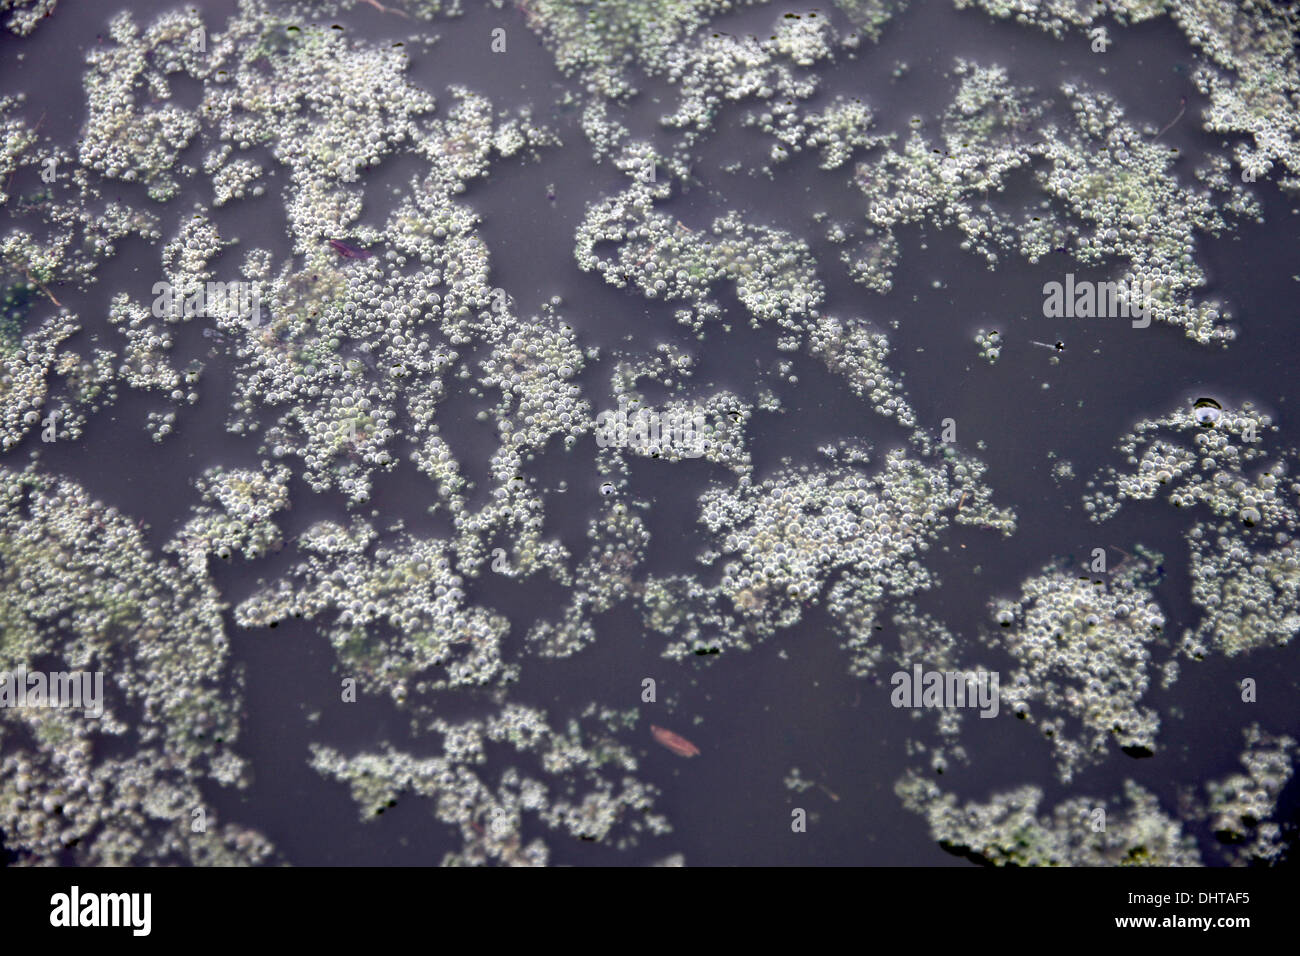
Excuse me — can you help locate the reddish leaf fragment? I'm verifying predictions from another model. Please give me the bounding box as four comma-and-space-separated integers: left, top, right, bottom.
651, 725, 700, 758
329, 238, 373, 260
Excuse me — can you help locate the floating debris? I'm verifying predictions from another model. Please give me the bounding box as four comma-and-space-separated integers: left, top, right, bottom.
651, 724, 701, 758
328, 238, 374, 260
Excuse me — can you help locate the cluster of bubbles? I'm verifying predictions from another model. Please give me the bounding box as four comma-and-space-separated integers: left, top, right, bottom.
1, 0, 57, 37
236, 519, 513, 700
897, 722, 1293, 868
973, 327, 1001, 364
807, 316, 917, 426
1086, 397, 1300, 658
0, 466, 275, 864
643, 444, 1014, 664
987, 554, 1168, 783
1203, 725, 1297, 865
896, 773, 1203, 866
309, 703, 670, 866
576, 185, 824, 333
964, 0, 1300, 192
166, 464, 292, 575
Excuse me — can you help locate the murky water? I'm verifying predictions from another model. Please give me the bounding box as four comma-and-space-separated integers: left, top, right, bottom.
1, 0, 1298, 867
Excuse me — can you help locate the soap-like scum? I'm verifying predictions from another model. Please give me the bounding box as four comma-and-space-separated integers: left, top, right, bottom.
0, 0, 1297, 866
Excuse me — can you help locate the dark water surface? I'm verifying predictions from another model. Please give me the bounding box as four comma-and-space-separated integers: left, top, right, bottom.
1, 0, 1298, 866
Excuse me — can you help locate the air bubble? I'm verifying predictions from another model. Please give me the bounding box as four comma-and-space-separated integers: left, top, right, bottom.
1193, 397, 1222, 427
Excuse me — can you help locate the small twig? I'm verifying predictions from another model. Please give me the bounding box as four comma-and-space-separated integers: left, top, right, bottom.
957, 490, 967, 511
4, 256, 62, 307
25, 269, 61, 307
518, 0, 541, 30
1153, 96, 1186, 141
812, 763, 840, 802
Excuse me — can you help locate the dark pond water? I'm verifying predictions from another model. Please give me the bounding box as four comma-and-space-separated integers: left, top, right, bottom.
1, 0, 1298, 867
